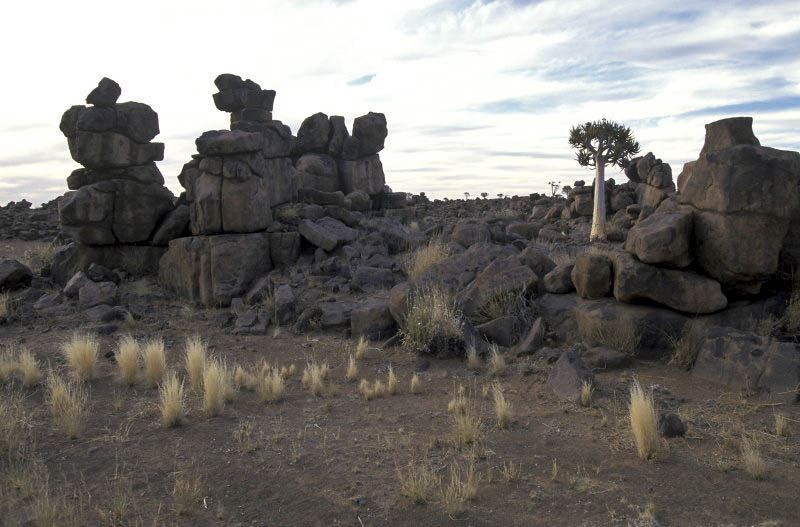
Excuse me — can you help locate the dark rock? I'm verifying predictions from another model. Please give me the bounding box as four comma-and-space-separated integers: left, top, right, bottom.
78, 280, 118, 308
115, 102, 160, 143
0, 259, 33, 291
296, 153, 340, 192
543, 263, 575, 294
658, 413, 687, 438
274, 284, 296, 325
67, 132, 164, 169
50, 243, 166, 286
571, 253, 612, 299
86, 77, 121, 107
352, 266, 394, 293
338, 155, 385, 195
546, 350, 594, 403
624, 204, 693, 268
151, 204, 190, 246
699, 116, 760, 156
269, 232, 301, 267
515, 317, 545, 355
580, 347, 631, 369
328, 115, 349, 157
475, 315, 518, 347
452, 220, 491, 248
86, 263, 119, 284
296, 112, 330, 154
352, 112, 387, 157
64, 271, 91, 298
351, 296, 396, 340
195, 130, 262, 155
33, 292, 63, 310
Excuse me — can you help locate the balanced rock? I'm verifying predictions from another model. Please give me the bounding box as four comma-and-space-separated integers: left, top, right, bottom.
624, 202, 693, 268
571, 253, 612, 299
86, 77, 121, 107
352, 112, 387, 157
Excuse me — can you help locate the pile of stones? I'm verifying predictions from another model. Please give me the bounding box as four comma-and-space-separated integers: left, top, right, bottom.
54, 78, 184, 281
0, 198, 60, 241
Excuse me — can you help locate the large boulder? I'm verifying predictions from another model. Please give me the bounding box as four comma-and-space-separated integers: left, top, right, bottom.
0, 259, 33, 291
67, 163, 164, 190
338, 155, 385, 195
296, 112, 330, 154
451, 220, 491, 248
546, 350, 594, 403
50, 243, 166, 285
624, 203, 693, 268
678, 119, 800, 290
692, 325, 799, 403
298, 217, 358, 252
571, 253, 612, 299
296, 153, 339, 192
67, 131, 164, 169
351, 295, 396, 339
610, 251, 727, 314
455, 257, 538, 319
352, 112, 387, 157
86, 77, 121, 107
195, 130, 262, 156
158, 233, 272, 306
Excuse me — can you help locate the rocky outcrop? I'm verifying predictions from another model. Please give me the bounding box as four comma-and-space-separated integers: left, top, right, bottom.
678, 117, 800, 292
624, 201, 693, 268
58, 78, 177, 247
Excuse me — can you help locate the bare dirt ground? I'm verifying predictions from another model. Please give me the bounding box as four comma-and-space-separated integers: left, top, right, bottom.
2, 241, 800, 526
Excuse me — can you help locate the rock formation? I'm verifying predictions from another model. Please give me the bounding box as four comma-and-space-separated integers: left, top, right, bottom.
54, 78, 181, 282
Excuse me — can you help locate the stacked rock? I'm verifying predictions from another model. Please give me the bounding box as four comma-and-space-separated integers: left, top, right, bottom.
55, 78, 181, 282
294, 110, 388, 212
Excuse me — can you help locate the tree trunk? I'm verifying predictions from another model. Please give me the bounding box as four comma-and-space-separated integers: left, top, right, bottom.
590, 156, 606, 241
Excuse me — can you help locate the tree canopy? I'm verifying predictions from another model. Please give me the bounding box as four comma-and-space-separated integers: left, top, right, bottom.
569, 119, 639, 168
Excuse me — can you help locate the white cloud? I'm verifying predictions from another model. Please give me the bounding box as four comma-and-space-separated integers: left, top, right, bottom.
0, 0, 798, 205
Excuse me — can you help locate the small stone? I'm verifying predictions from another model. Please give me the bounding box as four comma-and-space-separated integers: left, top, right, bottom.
658, 413, 687, 438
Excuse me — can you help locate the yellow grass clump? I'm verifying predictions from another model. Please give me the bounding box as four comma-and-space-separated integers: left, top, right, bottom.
742, 439, 767, 480
629, 379, 658, 460
355, 336, 368, 360
403, 236, 451, 280
203, 359, 227, 416
257, 369, 285, 403
580, 380, 594, 408
492, 383, 513, 429
466, 346, 481, 370
184, 335, 207, 392
233, 365, 258, 391
489, 345, 506, 377
440, 461, 479, 518
401, 287, 462, 355
115, 335, 140, 386
62, 332, 99, 381
410, 373, 421, 394
0, 292, 11, 318
397, 461, 439, 504
775, 413, 788, 437
141, 338, 167, 388
345, 354, 358, 382
387, 365, 398, 395
0, 347, 16, 383
159, 372, 185, 427
47, 372, 87, 439
17, 347, 41, 387
303, 362, 328, 397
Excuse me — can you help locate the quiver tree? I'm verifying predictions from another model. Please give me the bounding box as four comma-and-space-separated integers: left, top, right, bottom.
569, 119, 639, 241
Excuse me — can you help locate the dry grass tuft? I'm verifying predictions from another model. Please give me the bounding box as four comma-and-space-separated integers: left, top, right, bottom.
782, 281, 800, 334
233, 365, 258, 391
62, 332, 99, 381
741, 439, 767, 480
172, 466, 204, 515
587, 318, 641, 355
448, 384, 467, 414
668, 325, 702, 370
488, 345, 507, 377
492, 383, 512, 429
355, 336, 368, 360
440, 461, 479, 518
402, 236, 451, 280
452, 398, 482, 446
401, 287, 462, 355
775, 413, 788, 437
115, 335, 140, 386
387, 365, 398, 395
17, 347, 41, 387
466, 346, 481, 370
580, 380, 594, 407
410, 373, 421, 394
0, 392, 33, 462
0, 292, 11, 318
372, 379, 387, 398
184, 335, 206, 392
47, 372, 87, 439
303, 361, 328, 397
159, 372, 185, 427
502, 461, 521, 483
629, 379, 658, 460
203, 359, 227, 416
345, 354, 358, 382
141, 338, 166, 389
0, 347, 16, 383
257, 369, 285, 403
397, 461, 439, 504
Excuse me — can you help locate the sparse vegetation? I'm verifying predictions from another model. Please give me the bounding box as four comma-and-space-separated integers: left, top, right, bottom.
172, 466, 204, 515
387, 365, 397, 395
141, 337, 166, 388
410, 373, 421, 394
466, 346, 481, 370
492, 383, 512, 429
115, 335, 140, 386
489, 345, 506, 377
580, 380, 593, 407
203, 359, 227, 416
0, 292, 12, 318
303, 361, 328, 397
355, 336, 368, 360
440, 460, 479, 518
629, 379, 658, 460
17, 347, 41, 387
46, 372, 87, 439
775, 413, 788, 437
233, 364, 258, 391
400, 287, 462, 355
61, 332, 98, 381
741, 439, 767, 480
586, 318, 641, 355
402, 236, 451, 280
185, 335, 206, 392
257, 369, 285, 403
669, 325, 702, 370
397, 461, 439, 504
159, 372, 185, 427
345, 354, 358, 382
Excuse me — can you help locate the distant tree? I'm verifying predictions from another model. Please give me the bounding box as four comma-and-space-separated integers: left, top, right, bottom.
481, 192, 488, 199
497, 193, 504, 199
548, 181, 561, 198
561, 185, 572, 197
569, 119, 639, 241
464, 192, 470, 200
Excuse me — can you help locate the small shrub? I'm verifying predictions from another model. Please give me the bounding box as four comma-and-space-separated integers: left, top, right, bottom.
184, 335, 206, 392
410, 373, 421, 394
233, 365, 258, 391
782, 283, 800, 334
466, 346, 481, 370
355, 336, 368, 360
257, 370, 285, 403
303, 362, 328, 397
629, 379, 658, 460
579, 380, 593, 407
372, 379, 387, 398
397, 461, 439, 504
47, 372, 87, 439
668, 325, 702, 370
18, 347, 41, 387
741, 439, 767, 480
203, 359, 226, 416
62, 332, 99, 381
448, 385, 467, 414
115, 335, 140, 386
440, 461, 479, 518
159, 372, 185, 427
0, 347, 16, 383
387, 365, 397, 395
492, 383, 512, 429
345, 354, 358, 382
359, 379, 372, 400
488, 345, 506, 377
400, 288, 462, 355
402, 236, 451, 280
141, 338, 166, 389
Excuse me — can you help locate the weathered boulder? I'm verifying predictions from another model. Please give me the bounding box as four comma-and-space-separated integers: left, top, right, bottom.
610, 251, 727, 314
455, 257, 538, 318
67, 163, 164, 190
678, 136, 800, 289
0, 259, 33, 291
352, 112, 387, 157
571, 253, 612, 299
624, 204, 692, 268
231, 120, 294, 158
327, 115, 349, 157
452, 219, 491, 248
298, 217, 357, 252
580, 347, 631, 369
543, 263, 575, 294
67, 131, 164, 169
273, 284, 296, 326
296, 153, 339, 192
692, 325, 799, 403
296, 112, 330, 154
63, 271, 91, 298
351, 295, 396, 339
346, 190, 371, 212
269, 232, 301, 267
158, 233, 272, 306
151, 204, 190, 246
86, 77, 121, 107
50, 243, 166, 285
78, 280, 118, 308
264, 158, 297, 207
195, 130, 262, 156
634, 153, 675, 209
518, 245, 556, 279
514, 317, 545, 355
699, 117, 760, 156
352, 266, 394, 292
338, 155, 385, 195
475, 315, 518, 347
546, 350, 594, 403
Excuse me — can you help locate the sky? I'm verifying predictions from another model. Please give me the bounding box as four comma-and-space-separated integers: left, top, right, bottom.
1, 0, 799, 206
